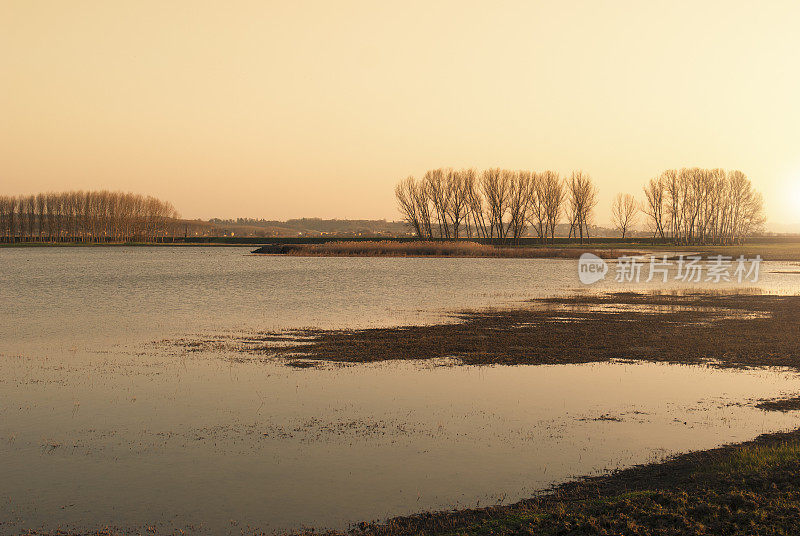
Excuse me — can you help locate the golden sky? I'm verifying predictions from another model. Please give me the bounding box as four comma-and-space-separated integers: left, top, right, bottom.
3, 0, 800, 227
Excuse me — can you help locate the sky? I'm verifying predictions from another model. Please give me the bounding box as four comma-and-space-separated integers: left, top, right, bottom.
3, 0, 800, 228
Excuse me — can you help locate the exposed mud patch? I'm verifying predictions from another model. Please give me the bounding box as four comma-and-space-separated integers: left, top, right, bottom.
169, 292, 798, 371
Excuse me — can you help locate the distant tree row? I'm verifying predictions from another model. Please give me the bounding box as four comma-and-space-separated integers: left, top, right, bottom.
0, 191, 179, 242
397, 167, 765, 244
641, 168, 764, 245
395, 168, 599, 244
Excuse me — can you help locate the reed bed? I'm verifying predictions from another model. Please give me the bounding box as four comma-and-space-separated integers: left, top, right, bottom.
253, 240, 625, 259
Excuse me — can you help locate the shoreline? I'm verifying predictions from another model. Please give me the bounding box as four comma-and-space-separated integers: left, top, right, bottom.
316, 427, 800, 536
248, 240, 800, 260
4, 240, 800, 261
0, 241, 254, 248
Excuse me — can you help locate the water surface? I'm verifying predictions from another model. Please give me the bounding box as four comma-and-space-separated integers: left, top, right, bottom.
2, 247, 800, 534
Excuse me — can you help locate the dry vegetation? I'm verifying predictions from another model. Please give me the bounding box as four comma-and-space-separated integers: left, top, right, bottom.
252, 240, 629, 258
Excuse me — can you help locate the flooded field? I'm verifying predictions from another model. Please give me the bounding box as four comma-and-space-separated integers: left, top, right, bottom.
2, 247, 800, 534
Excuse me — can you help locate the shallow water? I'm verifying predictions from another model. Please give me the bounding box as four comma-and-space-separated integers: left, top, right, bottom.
2, 247, 800, 534
2, 247, 799, 346
4, 356, 800, 534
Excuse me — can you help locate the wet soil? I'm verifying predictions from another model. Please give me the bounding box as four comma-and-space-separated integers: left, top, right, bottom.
176, 292, 800, 371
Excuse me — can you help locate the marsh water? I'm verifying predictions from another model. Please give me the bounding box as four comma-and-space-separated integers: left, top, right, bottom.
3, 247, 800, 534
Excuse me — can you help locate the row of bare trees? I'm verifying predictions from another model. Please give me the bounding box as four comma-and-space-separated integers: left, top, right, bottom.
0, 191, 180, 242
641, 168, 765, 245
610, 193, 639, 239
395, 168, 599, 243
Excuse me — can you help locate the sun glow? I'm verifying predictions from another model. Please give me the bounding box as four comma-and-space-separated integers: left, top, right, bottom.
787, 179, 800, 217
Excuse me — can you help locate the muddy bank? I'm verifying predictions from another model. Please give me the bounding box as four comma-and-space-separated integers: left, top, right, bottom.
756, 397, 800, 412
177, 292, 800, 371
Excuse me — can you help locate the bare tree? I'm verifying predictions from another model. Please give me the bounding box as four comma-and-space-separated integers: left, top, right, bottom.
0, 190, 179, 243
465, 170, 489, 239
0, 196, 13, 240
35, 193, 46, 240
644, 168, 764, 245
611, 193, 638, 239
662, 169, 680, 242
392, 166, 763, 246
642, 176, 665, 239
413, 180, 433, 239
541, 171, 564, 243
424, 168, 452, 238
395, 176, 423, 237
528, 173, 547, 243
566, 171, 597, 244
480, 168, 512, 240
508, 171, 532, 242
446, 169, 470, 239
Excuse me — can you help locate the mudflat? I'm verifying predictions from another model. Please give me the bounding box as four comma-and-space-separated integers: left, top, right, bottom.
178, 292, 800, 370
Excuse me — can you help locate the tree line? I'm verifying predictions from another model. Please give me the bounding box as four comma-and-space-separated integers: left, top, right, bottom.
395, 168, 599, 244
396, 167, 765, 244
641, 168, 765, 245
0, 191, 179, 242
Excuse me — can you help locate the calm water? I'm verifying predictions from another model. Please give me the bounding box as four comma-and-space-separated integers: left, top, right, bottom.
2, 247, 800, 534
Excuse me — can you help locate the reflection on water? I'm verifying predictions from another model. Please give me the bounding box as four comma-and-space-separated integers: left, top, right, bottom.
2, 247, 800, 533
3, 354, 800, 534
